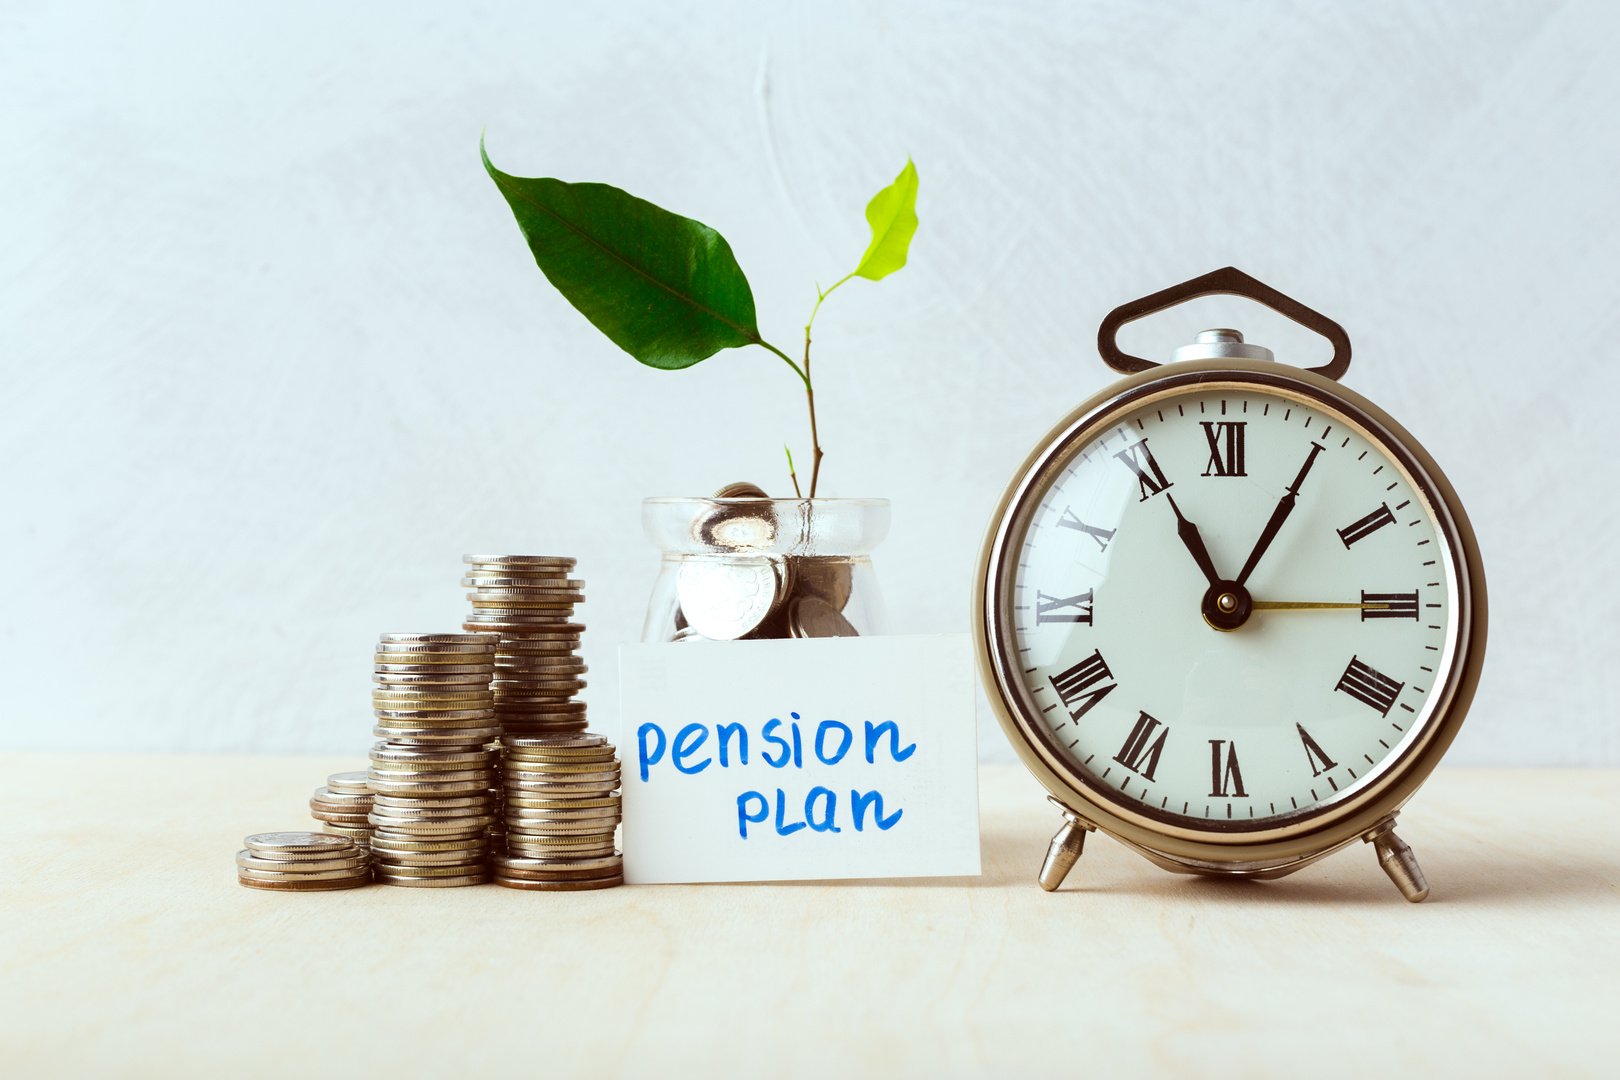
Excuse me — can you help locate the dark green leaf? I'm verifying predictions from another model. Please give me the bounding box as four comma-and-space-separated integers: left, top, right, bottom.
483, 140, 761, 369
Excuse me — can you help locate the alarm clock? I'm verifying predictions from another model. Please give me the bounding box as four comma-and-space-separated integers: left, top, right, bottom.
972, 268, 1487, 901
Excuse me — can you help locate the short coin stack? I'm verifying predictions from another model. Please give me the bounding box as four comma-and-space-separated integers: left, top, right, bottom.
367, 633, 500, 887
310, 771, 374, 848
461, 556, 588, 739
494, 734, 623, 890
237, 831, 370, 891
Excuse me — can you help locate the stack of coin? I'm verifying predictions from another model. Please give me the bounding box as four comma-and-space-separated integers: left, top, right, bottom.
310, 771, 374, 848
461, 556, 588, 739
494, 735, 622, 890
237, 832, 370, 891
366, 744, 498, 883
367, 633, 499, 886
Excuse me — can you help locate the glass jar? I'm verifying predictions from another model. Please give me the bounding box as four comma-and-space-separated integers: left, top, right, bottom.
640, 498, 890, 642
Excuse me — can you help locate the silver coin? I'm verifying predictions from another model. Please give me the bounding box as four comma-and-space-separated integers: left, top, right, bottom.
371, 793, 490, 809
676, 556, 789, 640
237, 850, 368, 874
462, 554, 576, 568
788, 595, 860, 638
503, 788, 619, 806
244, 832, 356, 856
504, 772, 621, 789
671, 626, 713, 644
372, 668, 495, 680
367, 815, 495, 834
461, 576, 584, 589
378, 633, 500, 646
499, 733, 607, 748
371, 706, 496, 720
325, 772, 371, 794
312, 785, 371, 802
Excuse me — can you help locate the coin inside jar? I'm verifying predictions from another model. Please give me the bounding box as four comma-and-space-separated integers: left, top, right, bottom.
787, 594, 860, 638
675, 557, 789, 640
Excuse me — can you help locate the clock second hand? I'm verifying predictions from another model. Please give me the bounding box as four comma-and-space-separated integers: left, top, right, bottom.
1251, 600, 1391, 611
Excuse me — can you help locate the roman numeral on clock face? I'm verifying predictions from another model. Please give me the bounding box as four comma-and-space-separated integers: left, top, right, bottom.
1208, 739, 1248, 797
1036, 590, 1094, 625
1056, 507, 1116, 552
1361, 590, 1419, 621
1113, 711, 1168, 781
1113, 440, 1173, 501
1296, 724, 1337, 777
1334, 655, 1405, 716
1048, 649, 1116, 721
1200, 421, 1247, 477
1337, 503, 1397, 548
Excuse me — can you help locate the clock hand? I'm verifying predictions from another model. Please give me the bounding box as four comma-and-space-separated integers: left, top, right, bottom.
1164, 493, 1222, 587
1251, 600, 1393, 611
1234, 441, 1326, 586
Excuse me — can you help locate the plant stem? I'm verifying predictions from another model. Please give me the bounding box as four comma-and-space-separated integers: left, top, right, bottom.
795, 273, 853, 499
785, 445, 803, 499
802, 328, 824, 498
757, 339, 809, 390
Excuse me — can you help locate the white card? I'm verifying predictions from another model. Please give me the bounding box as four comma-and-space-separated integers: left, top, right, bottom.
618, 634, 981, 884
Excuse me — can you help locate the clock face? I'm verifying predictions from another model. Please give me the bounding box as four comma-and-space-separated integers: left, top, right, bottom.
997, 381, 1463, 834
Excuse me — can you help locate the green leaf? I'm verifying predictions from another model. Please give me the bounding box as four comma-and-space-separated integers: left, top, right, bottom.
482, 140, 761, 370
851, 158, 919, 281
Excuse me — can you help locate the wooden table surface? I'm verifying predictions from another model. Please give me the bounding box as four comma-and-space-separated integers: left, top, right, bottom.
3, 756, 1615, 1077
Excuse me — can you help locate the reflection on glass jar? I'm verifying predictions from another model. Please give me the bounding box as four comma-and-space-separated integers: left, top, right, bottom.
640, 498, 890, 643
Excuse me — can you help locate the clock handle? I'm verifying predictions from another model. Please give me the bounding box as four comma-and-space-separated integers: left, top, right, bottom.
1097, 266, 1352, 381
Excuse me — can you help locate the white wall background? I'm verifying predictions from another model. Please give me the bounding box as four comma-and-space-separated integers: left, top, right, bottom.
4, 1, 1616, 763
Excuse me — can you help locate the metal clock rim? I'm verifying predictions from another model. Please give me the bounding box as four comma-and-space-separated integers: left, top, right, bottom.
973, 359, 1488, 871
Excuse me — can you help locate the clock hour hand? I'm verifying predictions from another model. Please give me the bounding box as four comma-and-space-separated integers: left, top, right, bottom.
1164, 493, 1221, 587
1234, 442, 1326, 586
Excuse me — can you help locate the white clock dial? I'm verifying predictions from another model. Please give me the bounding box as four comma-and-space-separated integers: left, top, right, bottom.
1006, 385, 1461, 831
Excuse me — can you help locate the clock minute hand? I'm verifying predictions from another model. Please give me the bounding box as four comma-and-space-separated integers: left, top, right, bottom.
1164, 493, 1221, 587
1234, 442, 1326, 587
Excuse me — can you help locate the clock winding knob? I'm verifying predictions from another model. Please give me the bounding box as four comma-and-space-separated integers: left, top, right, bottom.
1172, 328, 1276, 363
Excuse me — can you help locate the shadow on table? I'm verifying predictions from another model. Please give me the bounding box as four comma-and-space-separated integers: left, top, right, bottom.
726, 825, 1620, 904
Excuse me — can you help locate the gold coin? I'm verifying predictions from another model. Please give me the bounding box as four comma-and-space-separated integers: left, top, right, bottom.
238, 873, 370, 892
492, 874, 621, 891
373, 872, 490, 888
238, 864, 373, 883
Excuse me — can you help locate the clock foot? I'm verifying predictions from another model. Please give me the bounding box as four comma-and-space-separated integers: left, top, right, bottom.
1038, 811, 1094, 892
1365, 818, 1430, 903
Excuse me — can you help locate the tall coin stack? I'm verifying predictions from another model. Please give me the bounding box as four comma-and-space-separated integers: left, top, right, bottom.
461, 556, 588, 740
366, 633, 500, 887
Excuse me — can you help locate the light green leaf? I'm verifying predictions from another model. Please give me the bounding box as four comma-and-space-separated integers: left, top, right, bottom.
851, 158, 919, 281
482, 139, 761, 370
